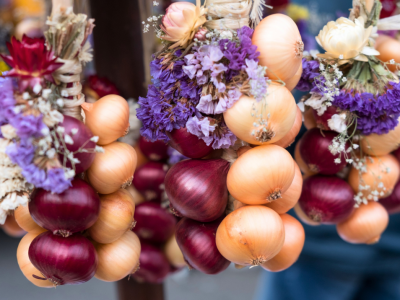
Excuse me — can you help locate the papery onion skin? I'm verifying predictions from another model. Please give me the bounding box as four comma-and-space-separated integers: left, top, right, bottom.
377, 36, 400, 72
133, 242, 170, 284
165, 159, 230, 222
175, 217, 230, 275
337, 201, 389, 244
29, 178, 100, 237
273, 106, 302, 148
164, 234, 186, 269
298, 175, 355, 224
28, 232, 98, 286
300, 128, 348, 175
262, 214, 305, 272
285, 63, 303, 91
294, 203, 320, 226
227, 145, 295, 204
303, 108, 317, 130
167, 127, 213, 159
295, 139, 316, 176
2, 215, 26, 237
380, 180, 400, 214
139, 137, 169, 161
224, 86, 297, 145
87, 142, 137, 194
216, 206, 285, 266
133, 202, 176, 243
132, 162, 168, 202
15, 205, 45, 234
313, 106, 338, 131
94, 231, 141, 282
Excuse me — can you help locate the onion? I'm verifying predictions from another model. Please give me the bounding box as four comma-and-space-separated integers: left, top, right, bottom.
132, 242, 170, 284
138, 136, 169, 161
133, 202, 176, 243
87, 142, 137, 194
273, 106, 302, 148
313, 106, 338, 131
133, 143, 149, 168
337, 201, 389, 244
261, 214, 305, 272
2, 215, 26, 237
361, 119, 400, 156
264, 162, 303, 214
227, 145, 295, 204
165, 159, 229, 222
375, 34, 393, 50
29, 178, 100, 237
164, 234, 186, 269
379, 180, 400, 214
15, 205, 45, 234
348, 154, 400, 199
252, 14, 303, 81
175, 217, 230, 275
167, 127, 213, 159
377, 36, 400, 72
237, 146, 252, 157
294, 203, 320, 226
88, 189, 135, 244
224, 85, 297, 145
304, 108, 317, 130
81, 94, 129, 145
300, 128, 348, 174
285, 63, 303, 91
393, 147, 400, 162
132, 162, 168, 201
94, 231, 141, 282
216, 206, 285, 266
294, 139, 315, 176
17, 232, 53, 288
125, 185, 145, 206
28, 232, 98, 286
298, 175, 355, 224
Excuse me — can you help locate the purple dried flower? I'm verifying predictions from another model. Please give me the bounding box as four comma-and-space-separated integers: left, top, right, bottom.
6, 140, 35, 168
296, 58, 320, 92
41, 168, 72, 194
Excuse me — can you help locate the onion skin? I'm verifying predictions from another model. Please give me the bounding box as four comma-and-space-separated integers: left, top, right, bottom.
227, 145, 295, 204
15, 205, 45, 234
167, 127, 213, 159
134, 143, 149, 168
380, 180, 400, 214
300, 128, 348, 175
165, 159, 230, 222
94, 231, 141, 282
133, 202, 176, 243
294, 203, 320, 226
2, 215, 26, 237
175, 217, 230, 275
337, 201, 389, 244
29, 178, 100, 237
273, 106, 302, 148
285, 63, 303, 91
139, 136, 169, 161
303, 108, 317, 130
17, 232, 53, 288
313, 106, 338, 131
262, 214, 305, 272
132, 162, 168, 202
299, 175, 355, 224
164, 234, 186, 269
133, 242, 170, 284
377, 36, 400, 72
295, 139, 316, 176
29, 232, 98, 286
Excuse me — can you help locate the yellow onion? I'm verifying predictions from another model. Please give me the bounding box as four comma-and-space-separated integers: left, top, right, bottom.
294, 203, 320, 226
377, 36, 400, 72
87, 142, 137, 194
15, 205, 45, 234
17, 232, 53, 288
252, 14, 303, 81
360, 120, 400, 156
2, 215, 25, 237
348, 154, 400, 199
304, 108, 317, 130
262, 214, 305, 272
294, 139, 316, 176
264, 162, 303, 214
81, 95, 129, 145
94, 231, 141, 282
88, 189, 136, 244
216, 206, 284, 266
336, 201, 389, 244
273, 106, 302, 148
224, 85, 297, 145
227, 145, 295, 204
285, 64, 303, 91
133, 143, 149, 168
164, 234, 186, 269
125, 185, 145, 206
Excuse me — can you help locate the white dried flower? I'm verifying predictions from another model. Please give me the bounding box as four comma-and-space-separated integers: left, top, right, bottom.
95, 146, 104, 153
328, 113, 347, 133
56, 126, 65, 133
33, 84, 42, 94
71, 128, 79, 135
46, 148, 56, 159
42, 89, 51, 99
90, 136, 99, 143
64, 134, 74, 145
64, 168, 75, 179
56, 98, 64, 107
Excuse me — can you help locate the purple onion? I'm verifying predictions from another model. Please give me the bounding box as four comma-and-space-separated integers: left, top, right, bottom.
28, 232, 98, 286
132, 162, 168, 201
300, 128, 348, 175
133, 202, 176, 243
139, 136, 169, 161
380, 180, 400, 214
29, 178, 100, 237
312, 106, 338, 131
167, 127, 213, 159
176, 217, 230, 275
299, 175, 355, 224
165, 159, 230, 222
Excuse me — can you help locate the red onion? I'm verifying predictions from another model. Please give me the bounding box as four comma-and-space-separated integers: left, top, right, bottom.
379, 180, 400, 214
167, 127, 213, 159
312, 106, 338, 131
132, 242, 170, 283
165, 159, 230, 222
29, 178, 100, 237
298, 175, 355, 224
86, 75, 120, 98
58, 115, 96, 174
28, 232, 98, 286
139, 136, 169, 161
300, 128, 348, 175
132, 162, 168, 201
133, 202, 176, 243
175, 217, 230, 275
